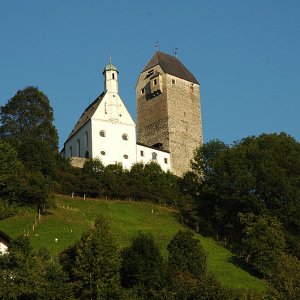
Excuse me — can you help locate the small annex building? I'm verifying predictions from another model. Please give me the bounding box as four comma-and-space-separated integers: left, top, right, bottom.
63, 57, 171, 172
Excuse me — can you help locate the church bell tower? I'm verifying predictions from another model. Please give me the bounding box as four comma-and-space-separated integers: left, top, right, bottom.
136, 51, 203, 176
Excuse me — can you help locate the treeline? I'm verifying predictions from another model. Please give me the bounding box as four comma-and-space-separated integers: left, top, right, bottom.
56, 159, 180, 206
0, 215, 260, 300
178, 133, 300, 299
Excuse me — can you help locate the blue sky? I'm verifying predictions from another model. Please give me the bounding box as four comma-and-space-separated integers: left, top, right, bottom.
1, 1, 299, 150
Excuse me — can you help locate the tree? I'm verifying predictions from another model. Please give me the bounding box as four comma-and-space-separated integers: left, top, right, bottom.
120, 233, 165, 298
0, 141, 24, 201
167, 230, 227, 300
239, 213, 286, 276
167, 230, 207, 279
0, 86, 58, 151
0, 235, 44, 299
60, 215, 122, 299
17, 138, 57, 177
188, 133, 300, 257
191, 139, 228, 178
267, 253, 300, 300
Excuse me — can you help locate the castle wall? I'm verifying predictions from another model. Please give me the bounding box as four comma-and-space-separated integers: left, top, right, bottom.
136, 67, 203, 177
165, 75, 203, 176
136, 66, 170, 150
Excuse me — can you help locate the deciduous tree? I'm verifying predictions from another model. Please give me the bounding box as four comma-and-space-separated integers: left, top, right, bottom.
0, 86, 58, 151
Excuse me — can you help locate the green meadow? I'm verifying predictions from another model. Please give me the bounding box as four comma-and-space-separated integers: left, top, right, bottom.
0, 195, 266, 292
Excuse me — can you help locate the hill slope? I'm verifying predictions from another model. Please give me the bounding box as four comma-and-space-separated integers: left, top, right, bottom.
0, 195, 266, 292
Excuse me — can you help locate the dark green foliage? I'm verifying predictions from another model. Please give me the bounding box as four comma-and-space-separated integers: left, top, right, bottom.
168, 230, 207, 279
41, 262, 74, 300
166, 230, 228, 300
55, 160, 180, 206
187, 133, 300, 259
0, 236, 73, 300
0, 140, 24, 201
238, 213, 286, 276
120, 233, 165, 298
267, 253, 300, 300
20, 171, 53, 209
60, 215, 122, 299
190, 139, 229, 177
0, 86, 58, 151
17, 138, 57, 177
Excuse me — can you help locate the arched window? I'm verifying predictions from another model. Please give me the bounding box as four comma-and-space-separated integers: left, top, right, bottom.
85, 131, 88, 148
77, 139, 81, 157
112, 73, 115, 80
152, 152, 157, 160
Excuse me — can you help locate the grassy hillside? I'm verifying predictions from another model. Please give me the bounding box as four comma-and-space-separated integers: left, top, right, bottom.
0, 195, 266, 292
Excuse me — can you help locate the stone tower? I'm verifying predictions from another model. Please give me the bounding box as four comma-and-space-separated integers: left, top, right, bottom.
136, 51, 203, 176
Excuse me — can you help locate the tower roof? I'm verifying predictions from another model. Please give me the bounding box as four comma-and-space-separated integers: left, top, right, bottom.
142, 51, 199, 84
103, 56, 119, 74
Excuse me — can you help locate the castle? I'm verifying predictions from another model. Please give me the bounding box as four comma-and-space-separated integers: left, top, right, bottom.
63, 51, 203, 177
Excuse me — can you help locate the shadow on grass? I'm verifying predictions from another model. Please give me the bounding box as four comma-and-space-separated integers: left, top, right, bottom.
228, 256, 261, 278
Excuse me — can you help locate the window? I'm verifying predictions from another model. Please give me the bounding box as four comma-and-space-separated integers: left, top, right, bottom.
153, 79, 157, 86
141, 88, 145, 95
100, 130, 106, 137
101, 151, 106, 155
85, 131, 88, 147
172, 79, 176, 85
85, 151, 89, 158
152, 152, 157, 160
122, 134, 128, 141
190, 84, 194, 93
69, 146, 73, 157
112, 73, 115, 80
123, 154, 128, 159
164, 158, 168, 164
140, 150, 144, 157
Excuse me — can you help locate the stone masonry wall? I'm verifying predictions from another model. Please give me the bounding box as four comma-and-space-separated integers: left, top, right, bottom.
136, 66, 170, 150
166, 75, 203, 176
136, 67, 203, 177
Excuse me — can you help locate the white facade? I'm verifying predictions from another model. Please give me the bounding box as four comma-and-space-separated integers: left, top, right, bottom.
64, 59, 171, 172
0, 236, 8, 255
137, 144, 170, 172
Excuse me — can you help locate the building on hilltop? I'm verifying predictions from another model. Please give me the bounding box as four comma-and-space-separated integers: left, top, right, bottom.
136, 51, 203, 176
63, 51, 202, 176
63, 57, 171, 172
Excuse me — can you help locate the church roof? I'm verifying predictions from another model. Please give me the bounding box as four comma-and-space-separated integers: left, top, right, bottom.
65, 92, 106, 143
142, 51, 199, 84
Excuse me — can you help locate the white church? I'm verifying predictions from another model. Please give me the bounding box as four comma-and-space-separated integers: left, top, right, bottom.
63, 57, 171, 172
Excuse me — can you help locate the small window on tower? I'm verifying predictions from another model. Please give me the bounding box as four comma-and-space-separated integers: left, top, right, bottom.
140, 150, 144, 157
164, 158, 168, 164
101, 151, 106, 155
153, 79, 157, 86
122, 134, 128, 141
123, 154, 128, 159
112, 73, 115, 79
172, 79, 176, 85
141, 88, 145, 95
100, 130, 106, 137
